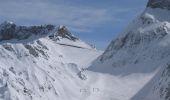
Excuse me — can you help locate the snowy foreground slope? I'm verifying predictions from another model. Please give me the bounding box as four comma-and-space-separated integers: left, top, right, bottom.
0, 22, 102, 100
88, 0, 170, 100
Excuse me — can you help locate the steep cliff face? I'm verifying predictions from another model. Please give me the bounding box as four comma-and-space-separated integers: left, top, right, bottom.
95, 7, 170, 69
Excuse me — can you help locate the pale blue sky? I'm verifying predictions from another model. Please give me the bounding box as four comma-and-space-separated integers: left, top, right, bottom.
0, 0, 148, 50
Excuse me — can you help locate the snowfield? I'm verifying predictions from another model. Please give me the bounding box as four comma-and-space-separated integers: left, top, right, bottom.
0, 36, 102, 100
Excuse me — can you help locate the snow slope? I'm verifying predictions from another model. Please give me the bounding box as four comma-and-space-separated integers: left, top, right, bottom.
0, 22, 102, 100
87, 0, 170, 100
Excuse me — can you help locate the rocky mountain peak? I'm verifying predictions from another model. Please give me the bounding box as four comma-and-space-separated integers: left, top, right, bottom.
0, 21, 16, 30
0, 21, 78, 41
57, 25, 72, 37
49, 25, 78, 41
147, 0, 170, 10
57, 25, 78, 40
0, 21, 56, 41
0, 21, 17, 40
0, 21, 15, 26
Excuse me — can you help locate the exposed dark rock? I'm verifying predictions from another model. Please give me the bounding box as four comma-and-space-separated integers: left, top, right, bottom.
34, 46, 48, 58
24, 45, 39, 57
9, 67, 16, 75
147, 0, 170, 10
49, 25, 78, 41
0, 21, 78, 42
0, 21, 16, 40
0, 21, 55, 41
2, 44, 15, 52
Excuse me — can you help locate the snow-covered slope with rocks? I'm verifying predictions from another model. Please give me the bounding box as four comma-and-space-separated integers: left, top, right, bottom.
88, 0, 170, 100
0, 22, 102, 100
3, 0, 170, 100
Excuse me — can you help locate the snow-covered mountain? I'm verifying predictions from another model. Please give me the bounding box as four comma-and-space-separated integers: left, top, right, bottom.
0, 21, 102, 100
88, 0, 170, 100
2, 0, 170, 100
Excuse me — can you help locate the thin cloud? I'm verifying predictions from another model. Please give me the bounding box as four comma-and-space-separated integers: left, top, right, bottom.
0, 0, 135, 32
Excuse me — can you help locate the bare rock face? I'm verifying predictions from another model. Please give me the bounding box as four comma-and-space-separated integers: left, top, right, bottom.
147, 0, 170, 10
0, 21, 77, 41
49, 25, 78, 41
0, 21, 55, 41
0, 21, 16, 40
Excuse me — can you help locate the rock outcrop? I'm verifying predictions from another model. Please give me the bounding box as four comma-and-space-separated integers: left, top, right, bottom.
147, 0, 170, 10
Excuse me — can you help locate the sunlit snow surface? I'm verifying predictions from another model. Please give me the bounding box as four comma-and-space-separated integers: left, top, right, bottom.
0, 35, 102, 100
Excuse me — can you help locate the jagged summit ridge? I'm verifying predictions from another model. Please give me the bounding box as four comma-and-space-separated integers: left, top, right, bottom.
0, 21, 78, 41
147, 0, 170, 10
0, 21, 54, 41
49, 25, 78, 41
